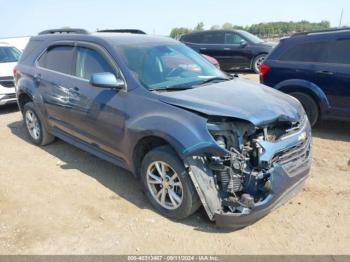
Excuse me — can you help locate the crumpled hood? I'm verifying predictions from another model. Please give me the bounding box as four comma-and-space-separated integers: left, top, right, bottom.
158, 79, 304, 126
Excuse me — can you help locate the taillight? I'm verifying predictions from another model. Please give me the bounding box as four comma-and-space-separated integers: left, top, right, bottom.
259, 63, 270, 77
13, 67, 17, 78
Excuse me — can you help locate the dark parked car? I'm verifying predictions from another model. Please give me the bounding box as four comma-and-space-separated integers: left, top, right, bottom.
15, 29, 311, 228
180, 30, 275, 73
260, 28, 350, 126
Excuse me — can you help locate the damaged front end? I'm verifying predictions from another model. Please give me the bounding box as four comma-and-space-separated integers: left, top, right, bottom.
185, 115, 312, 228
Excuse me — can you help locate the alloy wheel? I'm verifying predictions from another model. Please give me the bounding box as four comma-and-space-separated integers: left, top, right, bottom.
25, 110, 41, 140
146, 161, 184, 210
255, 55, 266, 72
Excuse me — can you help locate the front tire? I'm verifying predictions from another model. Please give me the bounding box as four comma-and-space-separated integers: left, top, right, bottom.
253, 54, 267, 74
23, 102, 55, 145
140, 146, 200, 220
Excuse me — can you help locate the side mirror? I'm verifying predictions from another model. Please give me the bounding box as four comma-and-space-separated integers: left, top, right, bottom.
90, 72, 125, 89
240, 40, 247, 47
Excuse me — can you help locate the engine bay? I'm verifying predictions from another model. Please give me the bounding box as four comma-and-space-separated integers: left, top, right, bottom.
204, 117, 308, 215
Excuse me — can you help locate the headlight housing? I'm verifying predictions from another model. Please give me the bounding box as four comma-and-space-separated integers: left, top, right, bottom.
207, 119, 254, 151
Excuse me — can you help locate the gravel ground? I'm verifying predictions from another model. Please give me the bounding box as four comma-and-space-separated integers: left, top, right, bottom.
0, 74, 349, 254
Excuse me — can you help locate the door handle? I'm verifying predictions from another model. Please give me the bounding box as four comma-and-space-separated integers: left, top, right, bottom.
67, 86, 79, 93
68, 87, 80, 100
33, 73, 42, 83
223, 48, 231, 50
317, 70, 334, 75
199, 47, 207, 50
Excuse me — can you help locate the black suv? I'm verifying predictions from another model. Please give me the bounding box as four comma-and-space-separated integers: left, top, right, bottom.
180, 30, 275, 73
15, 28, 311, 228
260, 28, 350, 126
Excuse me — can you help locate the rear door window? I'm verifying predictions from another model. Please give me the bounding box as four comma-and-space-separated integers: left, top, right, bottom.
184, 34, 203, 44
279, 41, 329, 63
38, 45, 74, 75
201, 32, 224, 44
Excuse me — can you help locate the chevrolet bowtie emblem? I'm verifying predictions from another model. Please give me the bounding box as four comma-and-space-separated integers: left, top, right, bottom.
298, 132, 307, 141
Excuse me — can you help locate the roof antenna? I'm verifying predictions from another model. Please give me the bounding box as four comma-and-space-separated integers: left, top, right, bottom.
339, 8, 344, 27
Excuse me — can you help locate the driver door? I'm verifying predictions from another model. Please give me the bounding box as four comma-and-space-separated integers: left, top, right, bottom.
223, 32, 252, 69
67, 43, 127, 158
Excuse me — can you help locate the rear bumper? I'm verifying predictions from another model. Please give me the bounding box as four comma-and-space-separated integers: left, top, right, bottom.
214, 162, 310, 228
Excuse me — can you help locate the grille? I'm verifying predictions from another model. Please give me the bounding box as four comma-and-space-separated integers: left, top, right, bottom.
272, 137, 311, 174
0, 80, 15, 88
6, 94, 16, 99
0, 76, 15, 88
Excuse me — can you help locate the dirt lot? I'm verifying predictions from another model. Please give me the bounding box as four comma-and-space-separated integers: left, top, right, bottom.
0, 74, 349, 254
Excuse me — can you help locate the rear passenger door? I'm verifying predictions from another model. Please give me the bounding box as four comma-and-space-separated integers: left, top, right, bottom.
313, 38, 350, 117
36, 44, 77, 133
67, 43, 127, 158
197, 31, 234, 70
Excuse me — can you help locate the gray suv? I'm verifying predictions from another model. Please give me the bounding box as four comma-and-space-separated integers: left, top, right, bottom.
15, 28, 311, 228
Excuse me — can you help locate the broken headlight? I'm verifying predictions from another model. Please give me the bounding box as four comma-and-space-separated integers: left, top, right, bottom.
207, 121, 240, 151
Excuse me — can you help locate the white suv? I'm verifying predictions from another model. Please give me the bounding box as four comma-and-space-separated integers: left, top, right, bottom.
0, 43, 21, 106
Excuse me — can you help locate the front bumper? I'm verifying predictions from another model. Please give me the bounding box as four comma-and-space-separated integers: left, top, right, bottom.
0, 84, 16, 106
187, 116, 312, 228
214, 162, 310, 228
0, 93, 17, 106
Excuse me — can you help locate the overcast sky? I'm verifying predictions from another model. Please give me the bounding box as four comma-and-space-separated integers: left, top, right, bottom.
0, 0, 349, 38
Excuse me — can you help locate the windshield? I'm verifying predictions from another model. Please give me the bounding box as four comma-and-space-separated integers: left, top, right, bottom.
0, 46, 21, 63
238, 31, 264, 44
116, 43, 227, 90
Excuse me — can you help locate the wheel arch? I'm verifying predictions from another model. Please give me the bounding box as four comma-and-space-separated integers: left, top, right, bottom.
17, 91, 33, 112
132, 135, 181, 176
274, 79, 330, 117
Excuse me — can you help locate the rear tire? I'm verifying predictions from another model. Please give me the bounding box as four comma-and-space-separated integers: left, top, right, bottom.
23, 102, 55, 145
253, 54, 267, 74
140, 145, 200, 220
289, 92, 319, 126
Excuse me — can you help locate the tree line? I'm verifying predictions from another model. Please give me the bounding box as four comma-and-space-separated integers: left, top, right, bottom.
170, 20, 331, 39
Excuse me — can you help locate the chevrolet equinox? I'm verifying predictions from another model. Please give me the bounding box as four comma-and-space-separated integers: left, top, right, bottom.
15, 28, 312, 228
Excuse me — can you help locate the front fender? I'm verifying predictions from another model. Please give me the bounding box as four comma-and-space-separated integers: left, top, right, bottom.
274, 79, 330, 115
127, 111, 226, 160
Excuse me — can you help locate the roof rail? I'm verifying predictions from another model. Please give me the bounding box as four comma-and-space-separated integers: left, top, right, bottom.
292, 27, 350, 37
38, 28, 89, 35
97, 29, 146, 34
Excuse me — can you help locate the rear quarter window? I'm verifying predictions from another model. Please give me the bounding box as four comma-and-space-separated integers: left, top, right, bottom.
322, 38, 350, 65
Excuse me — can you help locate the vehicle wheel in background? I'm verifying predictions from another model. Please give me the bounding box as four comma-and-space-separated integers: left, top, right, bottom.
253, 54, 267, 74
290, 92, 319, 126
140, 145, 200, 219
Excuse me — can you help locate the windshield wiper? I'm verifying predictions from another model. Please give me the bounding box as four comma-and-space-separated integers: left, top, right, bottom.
149, 85, 194, 92
196, 76, 230, 86
148, 76, 232, 91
